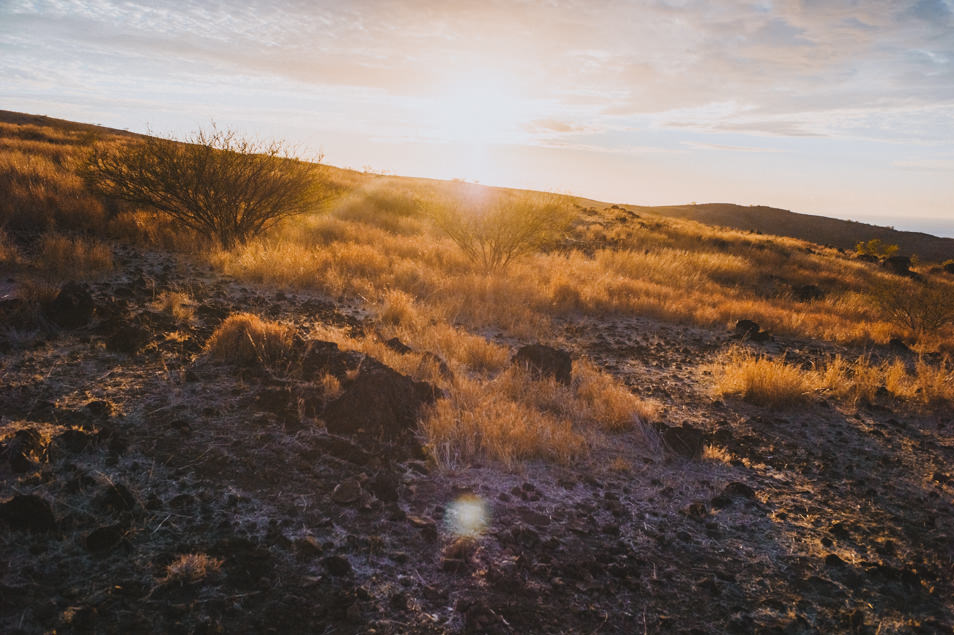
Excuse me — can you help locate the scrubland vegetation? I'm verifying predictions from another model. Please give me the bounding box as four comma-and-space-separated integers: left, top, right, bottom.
2, 112, 953, 466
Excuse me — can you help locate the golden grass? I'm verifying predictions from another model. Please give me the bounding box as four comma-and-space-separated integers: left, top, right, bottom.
0, 229, 19, 266
160, 553, 223, 584
711, 347, 954, 408
205, 313, 297, 367
37, 233, 114, 280
150, 290, 195, 323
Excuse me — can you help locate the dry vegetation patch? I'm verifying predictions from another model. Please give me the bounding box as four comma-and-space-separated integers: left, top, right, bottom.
711, 346, 954, 408
205, 312, 297, 367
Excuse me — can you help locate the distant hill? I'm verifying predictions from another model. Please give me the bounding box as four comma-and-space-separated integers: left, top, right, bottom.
4, 109, 951, 262
618, 203, 954, 263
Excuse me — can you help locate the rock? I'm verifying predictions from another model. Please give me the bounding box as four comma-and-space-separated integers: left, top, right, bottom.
945, 262, 954, 275
367, 471, 400, 502
383, 337, 413, 354
0, 494, 57, 532
44, 281, 94, 328
441, 537, 477, 572
888, 337, 910, 354
733, 319, 769, 342
105, 324, 151, 354
331, 479, 362, 505
55, 429, 97, 453
307, 435, 372, 465
86, 524, 124, 552
96, 483, 138, 512
322, 555, 352, 576
661, 424, 704, 459
792, 284, 823, 302
721, 482, 756, 500
407, 515, 438, 542
418, 351, 454, 380
2, 428, 45, 473
512, 344, 572, 384
883, 255, 912, 276
299, 340, 364, 381
322, 364, 438, 441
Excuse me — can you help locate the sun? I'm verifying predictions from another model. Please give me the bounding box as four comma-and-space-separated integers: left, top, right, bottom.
427, 71, 530, 146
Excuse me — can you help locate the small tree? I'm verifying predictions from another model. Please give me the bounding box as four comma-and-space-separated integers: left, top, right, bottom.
855, 238, 899, 258
871, 277, 954, 338
84, 126, 324, 248
426, 187, 576, 273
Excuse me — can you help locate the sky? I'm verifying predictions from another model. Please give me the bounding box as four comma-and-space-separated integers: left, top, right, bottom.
2, 0, 953, 235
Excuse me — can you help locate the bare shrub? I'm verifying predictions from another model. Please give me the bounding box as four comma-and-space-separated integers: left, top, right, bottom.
205, 313, 297, 367
425, 186, 576, 272
84, 126, 327, 248
870, 277, 954, 339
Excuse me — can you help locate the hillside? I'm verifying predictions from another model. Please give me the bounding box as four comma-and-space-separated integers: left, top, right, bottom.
2, 112, 954, 633
624, 202, 954, 263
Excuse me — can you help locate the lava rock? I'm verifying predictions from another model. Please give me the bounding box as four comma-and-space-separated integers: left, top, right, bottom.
322, 555, 353, 576
661, 424, 704, 459
45, 281, 94, 328
0, 494, 57, 532
512, 344, 572, 384
384, 337, 413, 354
322, 364, 438, 441
792, 284, 823, 302
331, 479, 362, 505
721, 482, 756, 500
367, 471, 400, 502
86, 524, 124, 552
105, 324, 151, 354
883, 255, 913, 276
733, 319, 769, 342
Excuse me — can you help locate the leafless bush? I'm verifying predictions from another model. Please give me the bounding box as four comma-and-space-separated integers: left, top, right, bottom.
84, 126, 326, 248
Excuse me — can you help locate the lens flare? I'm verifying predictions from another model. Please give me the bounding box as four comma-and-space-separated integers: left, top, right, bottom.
445, 494, 490, 537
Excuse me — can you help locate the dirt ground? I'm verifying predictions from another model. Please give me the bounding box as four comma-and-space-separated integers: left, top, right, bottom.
2, 244, 952, 634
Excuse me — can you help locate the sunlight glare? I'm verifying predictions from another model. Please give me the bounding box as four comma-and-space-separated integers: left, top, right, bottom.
445, 494, 490, 537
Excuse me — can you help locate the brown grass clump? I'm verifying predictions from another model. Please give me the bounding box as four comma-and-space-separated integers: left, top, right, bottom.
711, 348, 819, 408
160, 553, 223, 585
150, 290, 195, 323
37, 233, 114, 280
711, 347, 954, 409
421, 363, 656, 469
205, 313, 297, 367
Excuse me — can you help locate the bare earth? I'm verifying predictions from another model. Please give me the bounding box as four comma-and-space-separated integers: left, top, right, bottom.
2, 244, 953, 634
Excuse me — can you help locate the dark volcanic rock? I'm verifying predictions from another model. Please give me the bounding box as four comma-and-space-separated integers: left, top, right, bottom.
322, 555, 353, 576
299, 340, 365, 380
792, 284, 823, 302
322, 364, 438, 440
733, 319, 769, 342
2, 428, 45, 472
106, 323, 151, 354
384, 337, 413, 354
661, 424, 704, 459
512, 344, 572, 384
45, 281, 94, 328
883, 255, 913, 276
0, 494, 57, 532
86, 524, 124, 552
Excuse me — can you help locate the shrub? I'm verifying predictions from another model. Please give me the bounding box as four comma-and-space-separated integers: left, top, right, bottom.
425, 186, 576, 272
855, 238, 899, 258
205, 313, 297, 367
83, 126, 326, 248
870, 277, 954, 338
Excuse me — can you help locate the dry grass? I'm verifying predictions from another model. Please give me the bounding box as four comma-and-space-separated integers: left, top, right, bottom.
205, 313, 297, 367
0, 229, 20, 266
36, 233, 114, 280
160, 553, 223, 585
711, 347, 954, 408
150, 290, 195, 323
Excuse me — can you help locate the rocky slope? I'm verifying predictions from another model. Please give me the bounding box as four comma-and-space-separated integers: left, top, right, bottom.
2, 243, 953, 634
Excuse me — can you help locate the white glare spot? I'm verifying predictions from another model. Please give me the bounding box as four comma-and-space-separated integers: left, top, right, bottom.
445, 495, 490, 537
